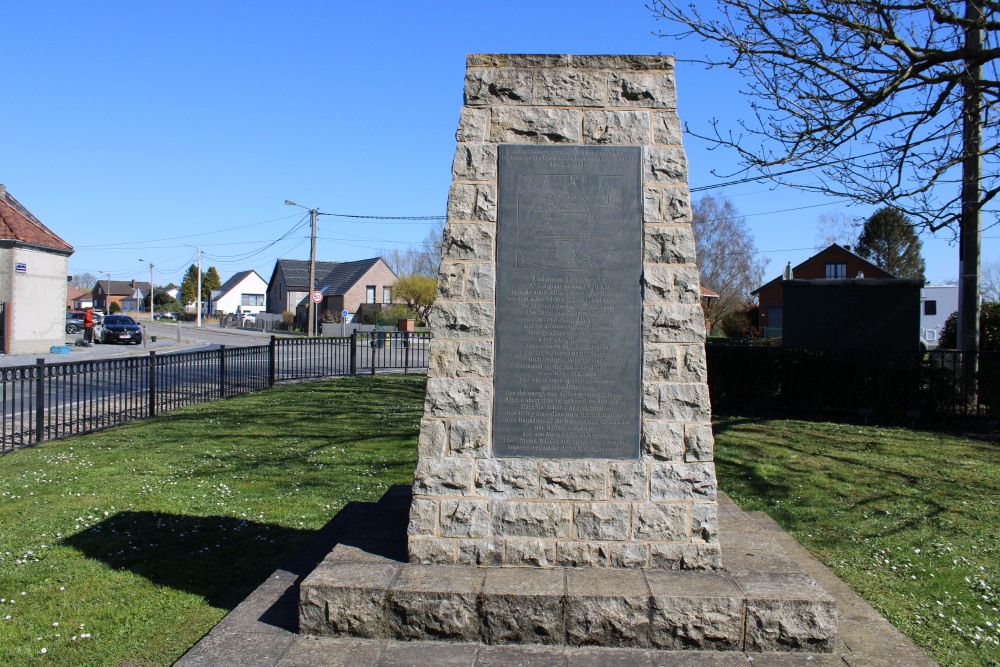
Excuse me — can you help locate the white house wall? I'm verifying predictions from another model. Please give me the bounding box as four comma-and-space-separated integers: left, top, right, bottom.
2, 246, 69, 354
920, 285, 959, 347
212, 273, 268, 315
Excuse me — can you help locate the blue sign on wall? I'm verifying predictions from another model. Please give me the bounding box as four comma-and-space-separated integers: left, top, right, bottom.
15, 263, 26, 273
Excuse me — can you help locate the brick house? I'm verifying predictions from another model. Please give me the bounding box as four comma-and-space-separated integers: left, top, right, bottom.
91, 279, 152, 314
752, 244, 895, 336
0, 185, 75, 353
266, 257, 398, 323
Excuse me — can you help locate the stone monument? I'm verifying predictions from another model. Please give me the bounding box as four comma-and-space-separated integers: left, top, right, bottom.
410, 54, 719, 570
299, 55, 837, 654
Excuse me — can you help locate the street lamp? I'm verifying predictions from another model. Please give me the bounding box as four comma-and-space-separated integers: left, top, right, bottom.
139, 259, 154, 322
285, 199, 319, 337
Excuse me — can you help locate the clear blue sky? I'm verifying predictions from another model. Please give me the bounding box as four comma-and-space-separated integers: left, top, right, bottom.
4, 1, 996, 289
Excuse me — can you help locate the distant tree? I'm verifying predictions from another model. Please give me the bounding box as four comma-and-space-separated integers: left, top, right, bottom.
983, 258, 1000, 303
855, 208, 926, 281
939, 303, 1000, 350
70, 272, 97, 289
691, 195, 769, 326
392, 275, 437, 325
814, 211, 856, 249
108, 301, 121, 314
202, 266, 222, 301
180, 264, 199, 305
385, 246, 436, 278
142, 290, 179, 311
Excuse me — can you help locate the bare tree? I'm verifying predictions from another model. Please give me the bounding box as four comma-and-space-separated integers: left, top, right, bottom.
70, 272, 97, 289
649, 0, 998, 355
814, 211, 857, 249
691, 194, 769, 327
384, 220, 446, 278
984, 257, 1000, 301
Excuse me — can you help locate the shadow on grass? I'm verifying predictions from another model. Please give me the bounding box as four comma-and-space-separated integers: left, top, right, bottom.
60, 486, 413, 616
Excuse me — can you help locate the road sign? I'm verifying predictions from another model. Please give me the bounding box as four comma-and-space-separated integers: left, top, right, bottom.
311, 291, 323, 303
341, 309, 349, 317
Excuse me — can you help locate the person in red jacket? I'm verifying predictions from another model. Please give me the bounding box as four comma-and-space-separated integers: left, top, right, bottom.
83, 308, 94, 343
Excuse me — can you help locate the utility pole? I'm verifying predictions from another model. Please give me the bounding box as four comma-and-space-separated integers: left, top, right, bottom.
285, 200, 320, 337
105, 272, 112, 311
196, 246, 202, 328
139, 259, 154, 322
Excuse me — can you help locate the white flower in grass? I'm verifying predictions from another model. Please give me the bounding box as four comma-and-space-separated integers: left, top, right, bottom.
39, 648, 46, 655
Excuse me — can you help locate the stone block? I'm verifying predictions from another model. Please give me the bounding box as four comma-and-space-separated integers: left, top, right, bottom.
493, 500, 571, 538
643, 344, 681, 383
455, 340, 493, 378
571, 54, 674, 70
738, 573, 838, 652
428, 341, 456, 377
447, 183, 498, 222
684, 422, 714, 462
556, 541, 610, 568
416, 418, 447, 457
465, 68, 534, 106
429, 301, 495, 340
652, 110, 683, 145
480, 569, 567, 645
409, 536, 455, 564
441, 221, 495, 260
464, 261, 495, 300
642, 265, 700, 305
540, 460, 607, 499
475, 458, 541, 497
632, 502, 687, 541
505, 539, 557, 567
609, 461, 647, 500
407, 497, 438, 536
641, 421, 684, 461
449, 418, 490, 457
582, 110, 650, 145
649, 462, 717, 501
452, 143, 498, 181
609, 543, 649, 569
467, 54, 571, 68
643, 304, 706, 344
436, 263, 466, 300
456, 107, 488, 141
565, 569, 651, 647
643, 186, 664, 222
491, 107, 581, 144
424, 377, 492, 417
456, 538, 503, 566
299, 562, 401, 637
387, 565, 485, 641
574, 503, 630, 540
679, 344, 708, 383
535, 69, 608, 106
643, 225, 696, 264
644, 185, 691, 224
691, 502, 719, 543
642, 383, 711, 422
412, 457, 474, 496
649, 542, 723, 570
644, 146, 688, 183
646, 571, 743, 650
439, 498, 491, 538
610, 71, 677, 108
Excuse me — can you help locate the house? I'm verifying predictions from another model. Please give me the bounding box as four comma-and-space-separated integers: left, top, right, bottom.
753, 244, 896, 337
699, 285, 720, 331
0, 185, 74, 354
267, 258, 398, 322
920, 285, 959, 348
205, 270, 268, 316
91, 279, 152, 315
67, 286, 93, 310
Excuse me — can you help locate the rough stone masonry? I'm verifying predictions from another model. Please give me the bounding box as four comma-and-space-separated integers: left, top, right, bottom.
408, 54, 719, 570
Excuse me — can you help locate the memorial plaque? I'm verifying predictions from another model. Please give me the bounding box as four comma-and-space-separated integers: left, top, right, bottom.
493, 145, 642, 459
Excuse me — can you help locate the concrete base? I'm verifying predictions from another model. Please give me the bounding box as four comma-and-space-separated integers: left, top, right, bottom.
298, 489, 837, 653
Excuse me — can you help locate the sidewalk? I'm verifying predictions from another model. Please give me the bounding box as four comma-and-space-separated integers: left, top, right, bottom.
176, 490, 937, 667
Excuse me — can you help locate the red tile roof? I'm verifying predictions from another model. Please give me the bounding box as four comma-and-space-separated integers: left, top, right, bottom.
0, 185, 73, 254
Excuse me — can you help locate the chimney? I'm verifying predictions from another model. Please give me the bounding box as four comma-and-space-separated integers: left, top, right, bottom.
130, 279, 136, 288
0, 184, 6, 198
782, 262, 794, 280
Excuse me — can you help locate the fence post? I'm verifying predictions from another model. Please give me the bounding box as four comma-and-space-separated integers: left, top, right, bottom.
219, 345, 227, 399
34, 358, 45, 444
269, 336, 277, 388
148, 351, 157, 418
404, 333, 410, 374
371, 334, 377, 376
350, 331, 357, 375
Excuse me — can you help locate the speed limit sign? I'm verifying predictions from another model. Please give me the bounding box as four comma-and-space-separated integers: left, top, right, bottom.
311, 291, 323, 303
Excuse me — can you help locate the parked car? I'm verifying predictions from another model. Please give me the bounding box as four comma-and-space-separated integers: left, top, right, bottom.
97, 315, 143, 344
154, 311, 177, 321
66, 311, 85, 334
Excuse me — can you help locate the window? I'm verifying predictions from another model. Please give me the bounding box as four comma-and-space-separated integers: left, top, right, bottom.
824, 262, 847, 279
366, 285, 376, 304
241, 293, 265, 307
924, 300, 937, 316
383, 286, 392, 304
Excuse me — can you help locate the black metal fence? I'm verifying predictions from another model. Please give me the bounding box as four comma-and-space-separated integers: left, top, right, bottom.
1, 332, 429, 452
706, 345, 1000, 422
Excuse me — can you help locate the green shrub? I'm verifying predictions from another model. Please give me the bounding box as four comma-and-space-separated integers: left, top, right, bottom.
937, 302, 1000, 350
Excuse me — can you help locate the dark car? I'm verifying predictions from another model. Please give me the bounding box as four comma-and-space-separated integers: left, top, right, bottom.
66, 311, 86, 334
98, 315, 143, 344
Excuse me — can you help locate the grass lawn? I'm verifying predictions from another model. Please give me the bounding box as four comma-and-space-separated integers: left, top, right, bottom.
0, 375, 423, 666
1, 374, 997, 666
714, 417, 1000, 667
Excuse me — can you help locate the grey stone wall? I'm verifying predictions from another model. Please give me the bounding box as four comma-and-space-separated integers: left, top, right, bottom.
409, 54, 719, 570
